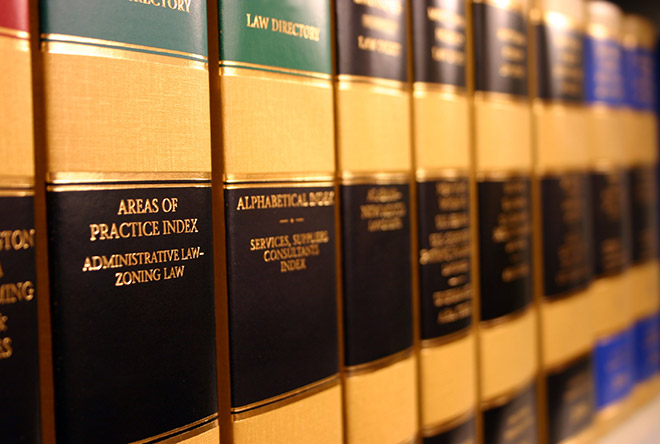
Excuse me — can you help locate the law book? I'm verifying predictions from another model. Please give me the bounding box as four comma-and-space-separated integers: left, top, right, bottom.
583, 0, 635, 433
529, 1, 597, 443
334, 1, 418, 443
470, 0, 539, 443
621, 14, 660, 407
36, 0, 219, 442
214, 1, 342, 443
410, 1, 477, 443
0, 1, 40, 442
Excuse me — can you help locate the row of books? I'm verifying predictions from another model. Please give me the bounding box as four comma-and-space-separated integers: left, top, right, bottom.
1, 0, 658, 443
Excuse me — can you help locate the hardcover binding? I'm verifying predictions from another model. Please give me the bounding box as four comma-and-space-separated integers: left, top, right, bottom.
216, 1, 342, 443
470, 0, 539, 443
0, 3, 40, 443
622, 14, 660, 409
38, 0, 219, 442
530, 1, 596, 443
411, 1, 477, 443
583, 1, 635, 433
334, 0, 418, 443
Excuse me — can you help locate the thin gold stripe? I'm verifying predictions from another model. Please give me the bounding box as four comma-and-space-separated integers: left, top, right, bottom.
128, 415, 218, 444
41, 33, 207, 61
532, 100, 585, 112
594, 325, 631, 344
536, 167, 590, 177
224, 180, 334, 190
47, 183, 211, 192
474, 90, 530, 105
544, 350, 592, 376
345, 347, 414, 376
481, 376, 535, 411
0, 26, 29, 40
224, 172, 334, 184
422, 409, 474, 438
416, 168, 469, 182
48, 172, 211, 184
475, 170, 530, 181
42, 41, 208, 70
220, 60, 331, 80
413, 82, 466, 97
220, 66, 331, 88
479, 303, 533, 330
231, 374, 340, 416
590, 163, 623, 174
337, 74, 409, 91
420, 326, 472, 349
340, 171, 410, 185
0, 190, 34, 197
0, 176, 34, 188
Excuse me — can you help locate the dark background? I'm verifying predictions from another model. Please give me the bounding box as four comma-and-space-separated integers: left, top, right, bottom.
611, 1, 660, 29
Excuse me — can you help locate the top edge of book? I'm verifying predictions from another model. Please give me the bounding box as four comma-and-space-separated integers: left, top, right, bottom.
0, 0, 30, 34
40, 0, 208, 59
219, 0, 332, 76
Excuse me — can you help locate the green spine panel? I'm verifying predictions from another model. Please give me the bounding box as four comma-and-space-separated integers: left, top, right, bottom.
220, 0, 332, 74
40, 0, 208, 58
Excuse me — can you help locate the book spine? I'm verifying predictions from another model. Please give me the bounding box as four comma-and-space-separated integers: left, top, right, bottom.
217, 2, 342, 443
470, 0, 539, 443
530, 1, 596, 443
411, 1, 477, 443
38, 1, 218, 442
334, 1, 417, 443
0, 1, 40, 443
584, 1, 635, 430
622, 15, 660, 404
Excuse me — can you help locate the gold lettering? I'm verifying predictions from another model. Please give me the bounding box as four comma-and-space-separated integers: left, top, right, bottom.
357, 35, 402, 57
128, 0, 190, 13
0, 228, 35, 251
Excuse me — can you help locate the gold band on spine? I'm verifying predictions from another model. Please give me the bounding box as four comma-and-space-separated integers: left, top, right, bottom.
337, 74, 409, 91
220, 60, 331, 80
0, 176, 34, 188
413, 82, 466, 96
42, 41, 207, 70
420, 327, 473, 349
230, 374, 340, 419
339, 171, 410, 185
480, 304, 533, 329
48, 171, 211, 184
42, 33, 207, 61
128, 415, 219, 444
421, 409, 474, 438
0, 26, 29, 40
474, 90, 530, 105
224, 172, 334, 184
415, 168, 469, 182
224, 180, 334, 190
345, 347, 414, 376
481, 376, 535, 411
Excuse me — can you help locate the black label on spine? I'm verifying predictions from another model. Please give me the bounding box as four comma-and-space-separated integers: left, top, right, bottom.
47, 184, 217, 444
423, 415, 475, 444
341, 183, 413, 366
335, 0, 408, 81
225, 185, 339, 408
412, 0, 466, 86
473, 2, 528, 96
535, 24, 584, 102
483, 383, 538, 444
417, 178, 472, 340
0, 195, 40, 444
478, 178, 533, 321
629, 166, 658, 263
541, 173, 592, 298
590, 170, 629, 277
546, 355, 594, 444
